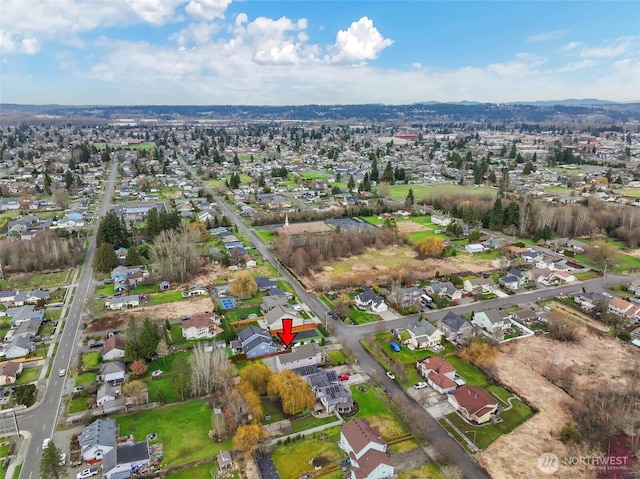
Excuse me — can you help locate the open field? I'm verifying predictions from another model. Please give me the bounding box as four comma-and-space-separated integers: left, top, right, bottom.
614, 187, 640, 198
476, 328, 639, 479
384, 183, 497, 202
304, 244, 495, 290
4, 270, 70, 291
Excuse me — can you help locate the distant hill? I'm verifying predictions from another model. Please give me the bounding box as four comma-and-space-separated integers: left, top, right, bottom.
1, 101, 639, 123
509, 99, 619, 106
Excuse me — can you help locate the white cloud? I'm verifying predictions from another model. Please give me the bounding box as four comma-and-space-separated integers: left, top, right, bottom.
127, 0, 186, 25
563, 41, 581, 50
580, 37, 634, 58
330, 16, 393, 64
527, 30, 566, 43
185, 0, 232, 21
172, 22, 220, 45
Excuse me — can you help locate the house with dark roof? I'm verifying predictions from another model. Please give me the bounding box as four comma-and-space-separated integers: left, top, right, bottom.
2, 337, 34, 359
355, 286, 388, 313
472, 310, 511, 334
181, 313, 223, 340
261, 305, 304, 333
339, 418, 394, 479
260, 295, 289, 314
236, 325, 277, 359
0, 361, 23, 385
102, 442, 150, 479
101, 335, 126, 361
99, 362, 126, 383
401, 322, 443, 350
79, 418, 116, 463
436, 312, 473, 344
254, 277, 278, 292
448, 385, 498, 424
97, 382, 121, 407
426, 281, 462, 301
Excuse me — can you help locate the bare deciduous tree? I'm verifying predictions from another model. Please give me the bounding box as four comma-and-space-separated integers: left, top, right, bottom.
189, 343, 237, 397
150, 222, 200, 283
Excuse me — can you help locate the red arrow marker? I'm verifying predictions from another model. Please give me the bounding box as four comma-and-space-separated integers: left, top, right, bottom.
277, 318, 297, 347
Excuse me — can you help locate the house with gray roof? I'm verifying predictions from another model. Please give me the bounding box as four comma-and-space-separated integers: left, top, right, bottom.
79, 418, 116, 463
236, 325, 277, 359
102, 442, 150, 479
402, 322, 444, 350
355, 286, 388, 313
275, 342, 326, 372
2, 337, 34, 359
472, 310, 511, 334
436, 312, 473, 344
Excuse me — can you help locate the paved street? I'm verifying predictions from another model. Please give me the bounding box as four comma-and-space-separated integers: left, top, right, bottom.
14, 159, 119, 479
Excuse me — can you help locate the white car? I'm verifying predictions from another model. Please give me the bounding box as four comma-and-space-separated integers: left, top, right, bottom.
386, 371, 395, 380
76, 468, 100, 479
59, 368, 66, 377
414, 382, 428, 389
59, 453, 66, 466
151, 369, 163, 378
42, 438, 51, 450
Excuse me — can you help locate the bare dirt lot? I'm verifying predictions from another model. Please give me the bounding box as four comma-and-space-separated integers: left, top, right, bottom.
477, 330, 639, 479
305, 244, 493, 289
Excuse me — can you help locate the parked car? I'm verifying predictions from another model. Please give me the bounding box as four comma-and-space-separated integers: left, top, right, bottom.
73, 386, 85, 393
414, 382, 428, 389
89, 342, 104, 349
338, 374, 350, 381
389, 342, 401, 352
59, 453, 66, 466
77, 468, 99, 479
42, 438, 51, 450
151, 370, 163, 378
386, 371, 395, 380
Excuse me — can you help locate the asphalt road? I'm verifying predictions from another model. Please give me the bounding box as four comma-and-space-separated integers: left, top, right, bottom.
17, 159, 119, 479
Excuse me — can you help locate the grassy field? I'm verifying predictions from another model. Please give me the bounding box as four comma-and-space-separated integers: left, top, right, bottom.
346, 306, 378, 325
575, 251, 640, 274
165, 462, 219, 479
225, 307, 261, 322
446, 356, 487, 386
149, 291, 186, 304
81, 352, 101, 370
116, 400, 232, 467
254, 228, 274, 243
145, 377, 181, 404
15, 367, 41, 384
272, 427, 342, 479
68, 394, 91, 414
142, 351, 191, 378
398, 462, 442, 479
384, 183, 497, 202
296, 171, 330, 180
327, 350, 347, 365
615, 188, 640, 198
92, 142, 156, 151
5, 270, 70, 290
75, 372, 97, 386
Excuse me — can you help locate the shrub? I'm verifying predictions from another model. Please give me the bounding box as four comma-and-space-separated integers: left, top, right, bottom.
559, 422, 582, 444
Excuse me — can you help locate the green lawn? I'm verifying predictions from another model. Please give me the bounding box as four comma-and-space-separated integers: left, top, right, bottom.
116, 400, 232, 467
44, 309, 62, 321
575, 252, 640, 274
81, 352, 101, 370
272, 427, 342, 479
68, 394, 91, 414
145, 377, 181, 404
291, 414, 339, 433
347, 307, 378, 325
384, 183, 497, 202
446, 356, 487, 386
296, 171, 330, 180
95, 284, 115, 297
327, 350, 347, 365
149, 291, 186, 304
225, 307, 262, 322
75, 372, 97, 386
142, 351, 191, 378
131, 283, 161, 294
0, 443, 10, 458
445, 395, 534, 450
16, 367, 41, 384
615, 188, 640, 198
254, 228, 274, 243
350, 384, 389, 417
6, 271, 70, 290
573, 271, 600, 281
165, 462, 219, 479
398, 462, 442, 479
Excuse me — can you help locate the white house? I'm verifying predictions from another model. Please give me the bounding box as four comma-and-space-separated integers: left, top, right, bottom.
431, 214, 452, 226
0, 361, 23, 385
401, 322, 443, 350
339, 418, 394, 479
181, 313, 223, 340
101, 335, 126, 361
355, 286, 388, 313
102, 442, 150, 479
99, 362, 126, 383
551, 271, 576, 283
275, 342, 326, 372
105, 295, 140, 310
464, 244, 484, 254
79, 418, 116, 463
417, 356, 458, 394
463, 277, 496, 295
472, 310, 511, 333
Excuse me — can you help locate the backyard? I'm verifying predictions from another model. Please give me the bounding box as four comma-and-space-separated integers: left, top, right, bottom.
115, 400, 232, 467
2, 270, 71, 291
272, 427, 343, 479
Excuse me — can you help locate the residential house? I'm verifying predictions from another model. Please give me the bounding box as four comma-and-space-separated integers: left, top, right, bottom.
12, 318, 42, 339
339, 418, 394, 479
426, 281, 462, 301
14, 289, 50, 305
102, 442, 150, 479
2, 337, 34, 359
275, 342, 326, 372
499, 268, 528, 292
509, 309, 540, 324
573, 292, 606, 312
463, 277, 496, 295
217, 451, 233, 472
181, 313, 223, 340
96, 382, 121, 407
0, 291, 17, 304
416, 357, 458, 394
355, 286, 388, 313
262, 305, 305, 333
609, 297, 635, 318
431, 214, 452, 226
0, 361, 23, 385
105, 295, 140, 310
110, 266, 145, 282
6, 305, 45, 326
260, 295, 289, 314
101, 335, 126, 361
521, 250, 544, 263
390, 287, 423, 307
79, 418, 116, 463
526, 268, 552, 284
448, 385, 498, 424
182, 284, 208, 297
401, 322, 444, 350
234, 325, 277, 359
294, 366, 353, 413
551, 271, 576, 283
464, 244, 485, 254
436, 312, 473, 344
99, 362, 126, 383
472, 310, 511, 334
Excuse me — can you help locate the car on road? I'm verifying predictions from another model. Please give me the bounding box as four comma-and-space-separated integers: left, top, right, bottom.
151, 370, 163, 378
58, 368, 66, 377
338, 374, 350, 381
77, 468, 99, 479
42, 438, 51, 450
386, 371, 395, 380
414, 382, 428, 389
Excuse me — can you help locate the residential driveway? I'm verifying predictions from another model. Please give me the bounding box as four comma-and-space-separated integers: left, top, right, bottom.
391, 448, 430, 472
494, 290, 510, 298
406, 387, 454, 419
378, 309, 401, 321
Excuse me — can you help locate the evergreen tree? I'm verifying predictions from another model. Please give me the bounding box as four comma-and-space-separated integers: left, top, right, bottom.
40, 441, 64, 479
97, 210, 129, 248
93, 242, 119, 272
125, 247, 142, 266
64, 169, 74, 190
125, 317, 141, 361
405, 188, 415, 208
145, 208, 161, 240
490, 198, 504, 229
138, 317, 161, 361
370, 157, 379, 182
381, 161, 395, 184
347, 174, 356, 190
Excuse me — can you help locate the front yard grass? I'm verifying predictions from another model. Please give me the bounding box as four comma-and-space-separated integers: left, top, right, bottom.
351, 384, 389, 417
327, 350, 347, 365
346, 307, 378, 325
398, 462, 442, 479
446, 356, 487, 386
145, 377, 181, 404
16, 367, 41, 384
131, 283, 161, 294
81, 352, 101, 370
68, 394, 90, 414
149, 291, 186, 304
290, 414, 339, 433
75, 372, 97, 386
44, 309, 62, 321
272, 427, 342, 479
116, 400, 232, 467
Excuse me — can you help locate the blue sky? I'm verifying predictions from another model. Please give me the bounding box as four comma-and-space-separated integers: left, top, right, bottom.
1, 1, 638, 105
